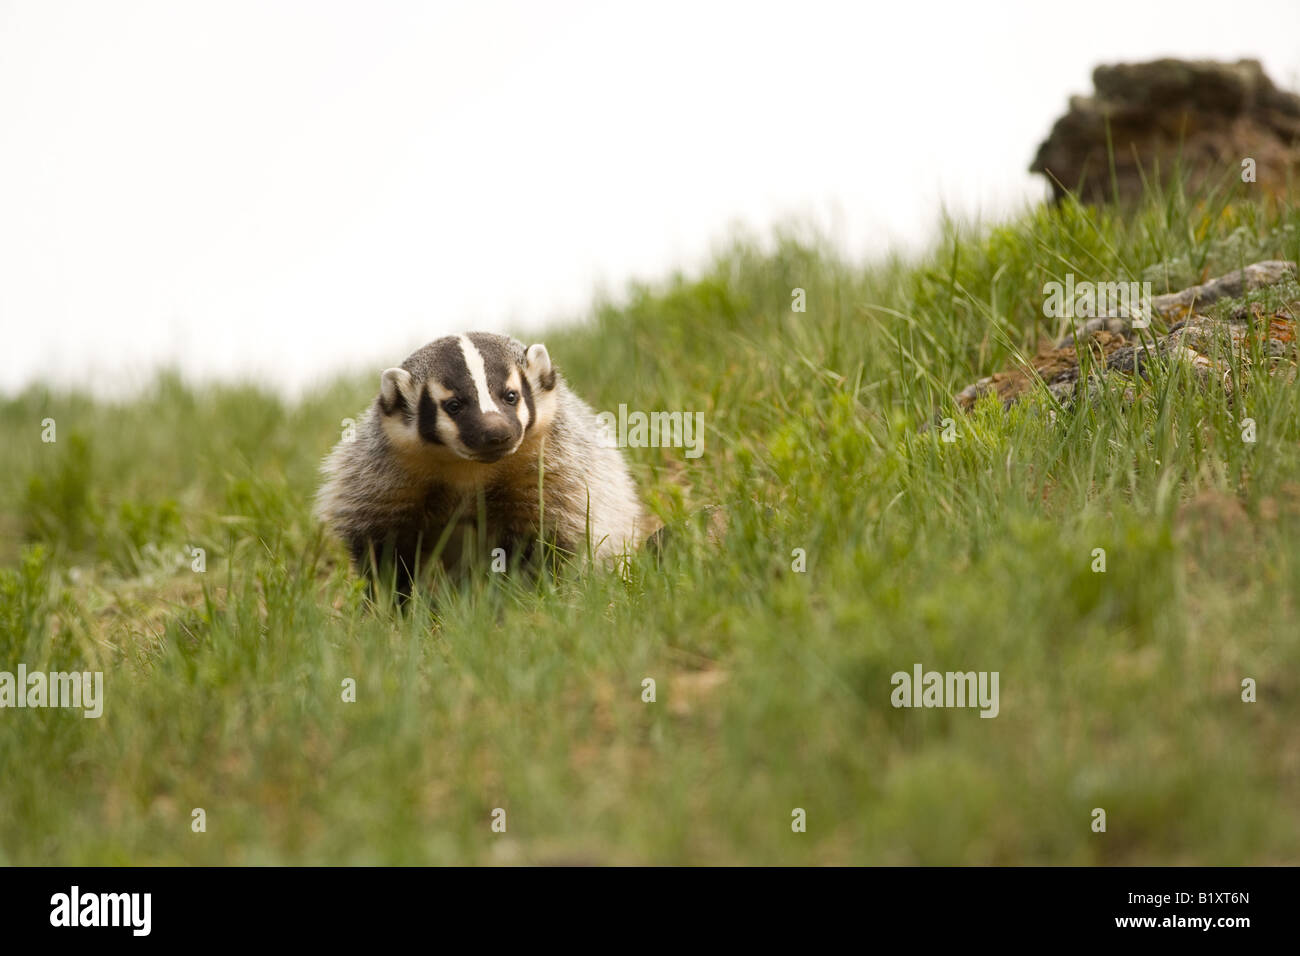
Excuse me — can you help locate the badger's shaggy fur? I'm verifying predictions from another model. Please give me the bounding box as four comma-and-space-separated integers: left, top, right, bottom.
315, 332, 645, 595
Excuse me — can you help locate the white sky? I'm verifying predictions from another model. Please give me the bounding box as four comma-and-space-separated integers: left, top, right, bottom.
2, 0, 1298, 396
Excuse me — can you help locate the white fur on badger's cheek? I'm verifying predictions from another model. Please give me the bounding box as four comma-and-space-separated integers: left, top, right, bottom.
509, 369, 530, 433
379, 411, 419, 449
434, 410, 472, 455
459, 335, 500, 414
425, 378, 477, 458
529, 390, 559, 435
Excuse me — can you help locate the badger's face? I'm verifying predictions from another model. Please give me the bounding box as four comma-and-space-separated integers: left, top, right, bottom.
377, 333, 559, 465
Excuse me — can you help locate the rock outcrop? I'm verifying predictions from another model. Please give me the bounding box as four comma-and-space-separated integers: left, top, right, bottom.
1030, 59, 1300, 204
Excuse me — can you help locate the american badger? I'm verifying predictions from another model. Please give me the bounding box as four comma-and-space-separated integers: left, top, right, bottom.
315, 332, 645, 596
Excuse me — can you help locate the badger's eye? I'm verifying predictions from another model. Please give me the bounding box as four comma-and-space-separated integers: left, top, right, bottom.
443, 399, 463, 415
503, 390, 519, 405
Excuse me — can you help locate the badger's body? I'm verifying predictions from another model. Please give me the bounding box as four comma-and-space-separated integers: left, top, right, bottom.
315, 333, 644, 594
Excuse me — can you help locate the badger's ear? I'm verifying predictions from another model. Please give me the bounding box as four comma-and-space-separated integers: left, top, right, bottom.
379, 367, 414, 414
524, 344, 557, 391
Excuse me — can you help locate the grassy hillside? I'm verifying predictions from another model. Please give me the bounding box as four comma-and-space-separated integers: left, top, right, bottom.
2, 182, 1299, 864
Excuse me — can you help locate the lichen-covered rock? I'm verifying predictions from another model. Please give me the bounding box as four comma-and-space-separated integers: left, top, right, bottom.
1147, 260, 1297, 323
955, 261, 1298, 412
1030, 59, 1300, 204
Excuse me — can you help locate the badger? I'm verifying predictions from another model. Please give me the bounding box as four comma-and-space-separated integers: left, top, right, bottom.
315, 332, 646, 597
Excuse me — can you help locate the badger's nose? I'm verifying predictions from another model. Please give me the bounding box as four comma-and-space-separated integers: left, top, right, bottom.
478, 414, 514, 449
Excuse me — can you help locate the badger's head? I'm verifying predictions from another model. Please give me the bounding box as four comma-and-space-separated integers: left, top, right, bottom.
376, 332, 559, 465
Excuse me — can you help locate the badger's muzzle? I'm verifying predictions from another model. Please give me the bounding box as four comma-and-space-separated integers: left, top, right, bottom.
463, 411, 519, 462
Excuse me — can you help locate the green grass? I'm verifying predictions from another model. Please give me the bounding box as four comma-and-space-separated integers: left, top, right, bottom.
2, 180, 1299, 864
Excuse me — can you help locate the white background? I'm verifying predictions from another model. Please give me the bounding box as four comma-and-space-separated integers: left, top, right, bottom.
2, 0, 1298, 395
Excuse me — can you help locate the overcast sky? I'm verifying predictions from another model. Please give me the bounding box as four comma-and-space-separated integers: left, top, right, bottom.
2, 0, 1298, 396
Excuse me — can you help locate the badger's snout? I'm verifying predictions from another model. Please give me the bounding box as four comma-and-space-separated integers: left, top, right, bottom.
464, 412, 519, 461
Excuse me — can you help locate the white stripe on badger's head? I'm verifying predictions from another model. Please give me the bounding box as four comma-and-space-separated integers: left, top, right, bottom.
458, 334, 502, 415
